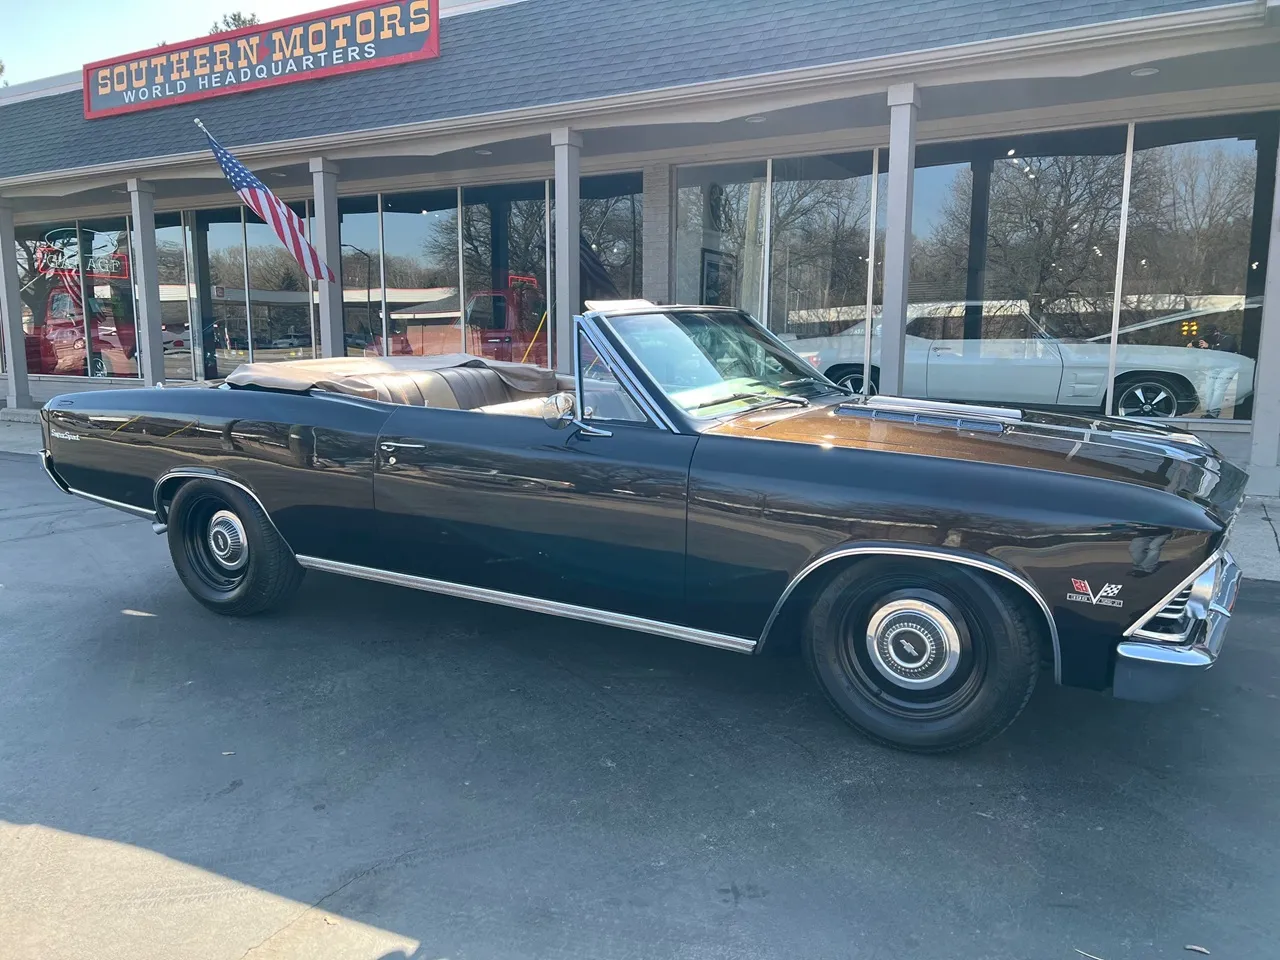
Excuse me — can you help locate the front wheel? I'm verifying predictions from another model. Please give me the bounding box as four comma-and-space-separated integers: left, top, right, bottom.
804, 559, 1040, 752
167, 479, 304, 616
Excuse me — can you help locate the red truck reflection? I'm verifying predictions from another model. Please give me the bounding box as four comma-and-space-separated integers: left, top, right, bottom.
24, 276, 137, 377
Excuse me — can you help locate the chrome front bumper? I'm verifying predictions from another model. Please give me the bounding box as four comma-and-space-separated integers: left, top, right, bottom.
1112, 551, 1242, 702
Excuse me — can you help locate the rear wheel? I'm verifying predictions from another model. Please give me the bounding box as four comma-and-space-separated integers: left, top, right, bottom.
804, 559, 1039, 752
167, 479, 303, 616
1112, 373, 1191, 418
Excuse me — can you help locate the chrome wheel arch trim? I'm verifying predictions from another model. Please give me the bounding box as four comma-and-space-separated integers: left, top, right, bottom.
294, 555, 757, 654
758, 544, 1063, 684
152, 468, 294, 552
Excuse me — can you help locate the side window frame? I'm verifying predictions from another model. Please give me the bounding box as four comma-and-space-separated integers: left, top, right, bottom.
574, 321, 655, 428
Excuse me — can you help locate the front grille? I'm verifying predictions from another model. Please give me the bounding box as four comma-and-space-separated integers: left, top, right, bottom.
1152, 586, 1193, 622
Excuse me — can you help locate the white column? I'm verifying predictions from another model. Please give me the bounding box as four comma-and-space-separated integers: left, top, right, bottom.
127, 179, 166, 386
1247, 134, 1280, 496
879, 82, 920, 396
310, 158, 344, 358
553, 128, 582, 373
0, 200, 31, 409
642, 164, 673, 303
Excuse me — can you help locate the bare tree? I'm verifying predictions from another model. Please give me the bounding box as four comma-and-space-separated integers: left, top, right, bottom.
210, 12, 260, 33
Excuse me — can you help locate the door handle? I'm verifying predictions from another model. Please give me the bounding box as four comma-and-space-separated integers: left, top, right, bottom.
380, 441, 426, 452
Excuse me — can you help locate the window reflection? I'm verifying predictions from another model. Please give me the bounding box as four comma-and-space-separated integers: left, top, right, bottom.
196, 208, 250, 372
1119, 119, 1263, 419
13, 219, 139, 378
246, 205, 314, 363
338, 196, 381, 357
581, 173, 643, 305
462, 183, 550, 366
382, 189, 461, 357
675, 162, 767, 317
768, 153, 876, 339
155, 212, 195, 381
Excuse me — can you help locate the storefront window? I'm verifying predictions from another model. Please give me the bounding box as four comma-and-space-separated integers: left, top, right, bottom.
581, 173, 643, 304
462, 182, 550, 366
246, 204, 314, 363
338, 196, 382, 357
768, 152, 877, 339
155, 212, 196, 381
382, 189, 461, 357
675, 162, 767, 317
14, 219, 138, 378
193, 208, 250, 374
1117, 117, 1267, 420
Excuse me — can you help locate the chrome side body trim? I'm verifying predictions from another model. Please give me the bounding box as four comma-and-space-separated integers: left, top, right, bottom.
152, 468, 294, 552
68, 487, 156, 519
758, 544, 1063, 683
294, 554, 758, 654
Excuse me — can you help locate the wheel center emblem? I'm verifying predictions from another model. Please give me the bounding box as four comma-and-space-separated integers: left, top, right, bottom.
865, 599, 963, 691
207, 510, 248, 571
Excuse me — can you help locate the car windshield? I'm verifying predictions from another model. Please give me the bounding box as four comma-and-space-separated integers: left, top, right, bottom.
600, 309, 832, 416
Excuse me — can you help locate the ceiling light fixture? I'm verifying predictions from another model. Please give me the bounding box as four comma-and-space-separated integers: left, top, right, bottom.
1007, 149, 1016, 157
745, 116, 767, 123
1131, 67, 1160, 77
475, 148, 493, 156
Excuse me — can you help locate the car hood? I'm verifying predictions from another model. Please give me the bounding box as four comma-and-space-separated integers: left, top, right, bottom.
707, 398, 1246, 525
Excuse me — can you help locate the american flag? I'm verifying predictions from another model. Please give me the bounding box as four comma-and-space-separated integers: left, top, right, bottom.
197, 120, 335, 283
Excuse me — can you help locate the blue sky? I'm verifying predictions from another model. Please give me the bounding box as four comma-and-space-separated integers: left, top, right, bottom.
0, 0, 327, 86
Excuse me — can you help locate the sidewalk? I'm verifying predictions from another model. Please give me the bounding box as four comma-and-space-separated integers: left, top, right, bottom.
4, 416, 1278, 580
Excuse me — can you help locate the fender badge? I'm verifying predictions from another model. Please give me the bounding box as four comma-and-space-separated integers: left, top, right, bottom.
50, 430, 80, 441
1067, 578, 1123, 608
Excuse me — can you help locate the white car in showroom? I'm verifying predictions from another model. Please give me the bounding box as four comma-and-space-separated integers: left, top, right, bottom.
787, 299, 1257, 418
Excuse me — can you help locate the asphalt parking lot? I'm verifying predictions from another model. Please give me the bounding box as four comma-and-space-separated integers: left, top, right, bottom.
1, 450, 1277, 960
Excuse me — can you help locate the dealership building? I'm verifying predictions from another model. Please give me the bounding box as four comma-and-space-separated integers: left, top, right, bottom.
3, 0, 1280, 489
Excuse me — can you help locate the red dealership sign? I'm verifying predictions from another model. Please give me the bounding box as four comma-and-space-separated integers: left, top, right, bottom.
83, 0, 439, 120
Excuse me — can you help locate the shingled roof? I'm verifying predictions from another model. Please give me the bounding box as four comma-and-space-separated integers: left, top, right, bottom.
0, 0, 1240, 180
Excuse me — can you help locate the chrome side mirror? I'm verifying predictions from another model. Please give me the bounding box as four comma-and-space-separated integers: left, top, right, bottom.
541, 392, 576, 430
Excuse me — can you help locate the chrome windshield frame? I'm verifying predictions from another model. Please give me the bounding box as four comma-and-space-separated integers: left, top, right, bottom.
582, 305, 840, 432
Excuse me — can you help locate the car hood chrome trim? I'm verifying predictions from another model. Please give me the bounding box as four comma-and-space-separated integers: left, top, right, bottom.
295, 555, 757, 654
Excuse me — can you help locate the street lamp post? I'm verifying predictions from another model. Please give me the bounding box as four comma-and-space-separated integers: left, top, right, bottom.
341, 242, 375, 354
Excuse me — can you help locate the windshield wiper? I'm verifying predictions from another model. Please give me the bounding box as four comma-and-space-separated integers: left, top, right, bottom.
689, 392, 810, 412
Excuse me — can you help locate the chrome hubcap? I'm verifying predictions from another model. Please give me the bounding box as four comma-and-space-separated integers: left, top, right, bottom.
1119, 383, 1176, 417
207, 510, 248, 571
865, 599, 962, 690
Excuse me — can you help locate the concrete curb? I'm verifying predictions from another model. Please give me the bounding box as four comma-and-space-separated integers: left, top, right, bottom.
0, 407, 40, 424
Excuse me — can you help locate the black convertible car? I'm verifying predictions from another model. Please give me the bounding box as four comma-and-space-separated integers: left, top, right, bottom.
40, 302, 1244, 751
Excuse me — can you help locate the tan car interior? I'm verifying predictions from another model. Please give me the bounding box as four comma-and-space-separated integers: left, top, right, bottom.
318, 366, 574, 416
226, 356, 647, 422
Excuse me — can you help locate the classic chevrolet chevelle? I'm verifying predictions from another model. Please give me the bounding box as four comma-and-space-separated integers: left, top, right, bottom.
39, 302, 1245, 751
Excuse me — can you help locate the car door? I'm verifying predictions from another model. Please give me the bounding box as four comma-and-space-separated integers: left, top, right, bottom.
924, 310, 1064, 405
373, 333, 698, 623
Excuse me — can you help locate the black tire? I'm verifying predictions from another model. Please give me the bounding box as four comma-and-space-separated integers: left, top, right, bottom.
1111, 373, 1193, 418
166, 479, 304, 616
804, 559, 1039, 753
89, 354, 112, 378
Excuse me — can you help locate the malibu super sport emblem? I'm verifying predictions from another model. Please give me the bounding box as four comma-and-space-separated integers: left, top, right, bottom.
1067, 578, 1124, 608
